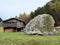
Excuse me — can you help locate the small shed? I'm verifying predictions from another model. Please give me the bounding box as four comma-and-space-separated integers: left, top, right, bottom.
3, 18, 25, 32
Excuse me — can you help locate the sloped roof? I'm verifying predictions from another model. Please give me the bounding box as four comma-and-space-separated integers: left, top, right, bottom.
3, 18, 25, 24
3, 18, 24, 22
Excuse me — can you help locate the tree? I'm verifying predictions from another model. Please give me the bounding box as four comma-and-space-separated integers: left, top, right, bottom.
0, 17, 2, 27
0, 17, 2, 22
30, 0, 60, 26
19, 13, 31, 24
30, 11, 35, 19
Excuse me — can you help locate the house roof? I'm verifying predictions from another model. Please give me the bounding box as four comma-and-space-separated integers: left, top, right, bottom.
3, 18, 25, 24
3, 18, 24, 22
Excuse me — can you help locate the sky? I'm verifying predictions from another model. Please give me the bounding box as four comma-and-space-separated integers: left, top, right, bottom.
0, 0, 51, 20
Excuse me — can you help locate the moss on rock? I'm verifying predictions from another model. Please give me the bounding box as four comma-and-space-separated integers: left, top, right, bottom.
25, 14, 56, 35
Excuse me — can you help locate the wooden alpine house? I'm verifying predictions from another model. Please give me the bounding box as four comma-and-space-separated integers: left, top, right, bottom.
3, 18, 25, 32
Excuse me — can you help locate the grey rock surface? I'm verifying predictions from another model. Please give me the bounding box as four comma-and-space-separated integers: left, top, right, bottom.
25, 14, 56, 35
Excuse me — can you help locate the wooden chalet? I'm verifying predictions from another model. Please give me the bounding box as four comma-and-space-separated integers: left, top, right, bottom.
3, 18, 25, 32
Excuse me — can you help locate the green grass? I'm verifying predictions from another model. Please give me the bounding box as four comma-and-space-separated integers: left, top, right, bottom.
0, 27, 60, 45
0, 27, 3, 32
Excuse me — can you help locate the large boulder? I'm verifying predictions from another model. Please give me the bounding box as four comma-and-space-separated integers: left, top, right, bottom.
25, 14, 56, 35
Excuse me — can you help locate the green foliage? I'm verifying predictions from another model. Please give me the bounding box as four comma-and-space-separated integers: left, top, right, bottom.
19, 13, 31, 24
48, 0, 60, 13
30, 0, 60, 26
0, 17, 2, 22
30, 11, 35, 19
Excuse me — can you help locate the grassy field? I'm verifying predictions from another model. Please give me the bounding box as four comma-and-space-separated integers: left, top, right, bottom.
0, 27, 3, 32
0, 27, 60, 45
